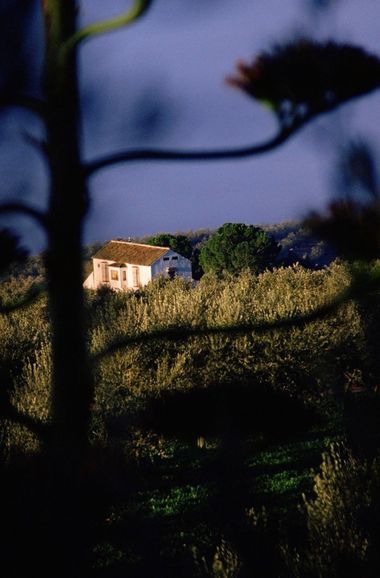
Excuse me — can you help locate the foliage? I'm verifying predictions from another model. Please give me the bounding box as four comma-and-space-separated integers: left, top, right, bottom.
283, 443, 380, 577
199, 223, 280, 275
192, 539, 241, 578
307, 200, 380, 261
143, 484, 209, 517
1, 262, 379, 575
227, 39, 380, 125
145, 231, 204, 278
87, 261, 364, 409
145, 232, 193, 260
0, 277, 50, 455
0, 261, 367, 456
266, 222, 336, 268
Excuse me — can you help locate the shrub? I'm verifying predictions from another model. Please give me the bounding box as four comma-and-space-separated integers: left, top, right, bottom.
283, 443, 380, 578
0, 261, 373, 455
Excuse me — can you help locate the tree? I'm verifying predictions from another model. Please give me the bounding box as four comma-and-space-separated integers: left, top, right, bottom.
145, 232, 193, 259
145, 231, 205, 278
199, 223, 280, 275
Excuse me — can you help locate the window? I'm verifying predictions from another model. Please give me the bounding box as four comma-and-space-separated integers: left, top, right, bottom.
171, 256, 178, 260
101, 262, 109, 282
132, 266, 140, 287
122, 270, 127, 282
111, 269, 119, 281
167, 267, 176, 280
163, 257, 170, 261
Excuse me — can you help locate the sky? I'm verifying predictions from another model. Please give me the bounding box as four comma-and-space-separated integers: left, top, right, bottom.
1, 0, 380, 252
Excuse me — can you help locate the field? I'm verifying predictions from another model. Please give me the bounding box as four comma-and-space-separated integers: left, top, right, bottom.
1, 261, 380, 576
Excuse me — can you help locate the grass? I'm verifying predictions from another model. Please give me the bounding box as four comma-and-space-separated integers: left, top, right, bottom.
89, 406, 344, 575
140, 484, 210, 518
248, 408, 345, 517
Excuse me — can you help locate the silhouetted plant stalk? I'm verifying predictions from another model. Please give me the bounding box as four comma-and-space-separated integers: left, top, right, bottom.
0, 94, 47, 118
0, 202, 47, 226
84, 38, 380, 176
84, 119, 303, 176
39, 1, 92, 575
43, 0, 91, 460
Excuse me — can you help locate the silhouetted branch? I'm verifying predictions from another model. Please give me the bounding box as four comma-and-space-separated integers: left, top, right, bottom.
62, 0, 153, 55
22, 131, 49, 158
0, 202, 48, 229
1, 401, 49, 440
0, 94, 46, 120
84, 121, 303, 177
83, 40, 380, 177
0, 283, 45, 314
93, 273, 380, 362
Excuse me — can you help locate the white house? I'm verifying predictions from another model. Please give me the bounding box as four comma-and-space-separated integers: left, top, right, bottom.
84, 240, 192, 290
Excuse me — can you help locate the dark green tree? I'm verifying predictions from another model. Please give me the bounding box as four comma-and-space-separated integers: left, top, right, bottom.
145, 232, 207, 278
145, 232, 193, 259
199, 222, 280, 275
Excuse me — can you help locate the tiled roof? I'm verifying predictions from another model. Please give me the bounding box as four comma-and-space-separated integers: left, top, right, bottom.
93, 240, 170, 266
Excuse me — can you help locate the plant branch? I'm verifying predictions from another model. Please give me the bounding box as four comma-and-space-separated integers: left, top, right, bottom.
62, 0, 153, 56
0, 202, 48, 229
84, 95, 374, 177
1, 400, 49, 440
84, 121, 302, 177
0, 94, 46, 120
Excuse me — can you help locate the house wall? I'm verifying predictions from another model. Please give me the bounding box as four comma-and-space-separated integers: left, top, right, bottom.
83, 272, 94, 289
151, 250, 192, 280
108, 266, 122, 290
93, 258, 109, 289
128, 264, 151, 288
92, 258, 152, 290
88, 250, 192, 291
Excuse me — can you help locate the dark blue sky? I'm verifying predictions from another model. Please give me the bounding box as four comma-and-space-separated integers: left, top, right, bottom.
1, 0, 380, 251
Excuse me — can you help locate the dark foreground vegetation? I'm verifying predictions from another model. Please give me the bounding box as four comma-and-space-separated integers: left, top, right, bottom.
1, 261, 380, 576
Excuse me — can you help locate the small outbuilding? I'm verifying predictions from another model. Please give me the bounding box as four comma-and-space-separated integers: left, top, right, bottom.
83, 240, 192, 290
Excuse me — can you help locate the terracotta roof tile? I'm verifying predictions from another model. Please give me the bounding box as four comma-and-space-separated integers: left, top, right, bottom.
93, 241, 169, 266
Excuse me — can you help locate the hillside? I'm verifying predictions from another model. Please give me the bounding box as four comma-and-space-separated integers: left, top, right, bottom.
263, 221, 337, 268
137, 221, 337, 270
2, 222, 337, 282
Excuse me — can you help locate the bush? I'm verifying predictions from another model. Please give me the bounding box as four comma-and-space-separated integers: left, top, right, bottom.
283, 443, 380, 578
0, 261, 373, 455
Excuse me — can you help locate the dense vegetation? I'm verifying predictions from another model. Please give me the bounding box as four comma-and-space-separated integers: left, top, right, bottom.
145, 233, 193, 260
112, 221, 337, 280
2, 259, 380, 576
199, 223, 280, 275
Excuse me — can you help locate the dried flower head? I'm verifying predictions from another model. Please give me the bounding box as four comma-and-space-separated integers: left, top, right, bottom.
227, 39, 380, 124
